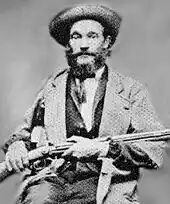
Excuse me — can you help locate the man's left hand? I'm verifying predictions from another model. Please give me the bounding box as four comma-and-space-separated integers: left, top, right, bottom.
62, 136, 109, 161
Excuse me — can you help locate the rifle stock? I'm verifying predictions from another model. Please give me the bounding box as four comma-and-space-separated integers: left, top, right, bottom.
0, 129, 169, 183
0, 144, 71, 182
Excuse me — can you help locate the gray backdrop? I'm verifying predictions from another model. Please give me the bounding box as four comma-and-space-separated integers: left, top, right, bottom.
0, 0, 170, 203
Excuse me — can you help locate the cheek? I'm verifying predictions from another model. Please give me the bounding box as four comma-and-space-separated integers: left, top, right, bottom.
69, 40, 81, 53
89, 39, 104, 51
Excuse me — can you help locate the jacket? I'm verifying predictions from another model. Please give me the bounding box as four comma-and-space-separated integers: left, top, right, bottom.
3, 66, 165, 204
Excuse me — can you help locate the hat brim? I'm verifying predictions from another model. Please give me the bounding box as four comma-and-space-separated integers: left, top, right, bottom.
49, 4, 122, 47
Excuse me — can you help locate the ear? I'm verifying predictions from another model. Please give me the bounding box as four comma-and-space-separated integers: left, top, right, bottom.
103, 35, 112, 49
65, 44, 71, 51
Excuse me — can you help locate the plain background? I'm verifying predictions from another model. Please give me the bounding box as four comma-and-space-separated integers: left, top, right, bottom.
0, 0, 170, 203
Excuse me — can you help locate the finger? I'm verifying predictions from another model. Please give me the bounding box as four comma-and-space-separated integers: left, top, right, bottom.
5, 157, 13, 171
66, 136, 78, 142
16, 158, 24, 171
62, 148, 73, 157
22, 154, 29, 167
52, 158, 65, 170
9, 159, 20, 172
66, 136, 85, 143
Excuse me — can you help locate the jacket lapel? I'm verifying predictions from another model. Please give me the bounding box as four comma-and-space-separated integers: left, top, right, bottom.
44, 69, 68, 145
66, 74, 87, 136
99, 68, 131, 138
70, 76, 82, 112
91, 67, 108, 128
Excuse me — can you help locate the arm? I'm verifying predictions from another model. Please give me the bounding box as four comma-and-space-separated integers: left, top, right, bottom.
107, 83, 165, 170
2, 89, 45, 154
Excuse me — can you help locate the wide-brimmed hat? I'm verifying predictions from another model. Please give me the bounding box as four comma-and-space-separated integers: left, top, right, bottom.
49, 4, 122, 47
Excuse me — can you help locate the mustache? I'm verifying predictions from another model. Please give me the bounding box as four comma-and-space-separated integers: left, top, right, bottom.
66, 51, 96, 58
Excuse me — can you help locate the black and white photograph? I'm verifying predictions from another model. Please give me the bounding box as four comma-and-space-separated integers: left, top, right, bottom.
0, 0, 170, 204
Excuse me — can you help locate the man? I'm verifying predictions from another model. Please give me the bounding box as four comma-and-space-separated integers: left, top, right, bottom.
3, 4, 165, 204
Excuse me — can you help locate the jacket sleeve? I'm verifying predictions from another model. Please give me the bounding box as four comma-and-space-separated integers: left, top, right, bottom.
107, 82, 165, 170
2, 89, 45, 153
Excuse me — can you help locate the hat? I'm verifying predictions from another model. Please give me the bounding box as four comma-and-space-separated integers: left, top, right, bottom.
49, 4, 122, 47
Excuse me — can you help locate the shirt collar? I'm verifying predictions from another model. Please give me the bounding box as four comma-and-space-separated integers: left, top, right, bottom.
95, 66, 105, 81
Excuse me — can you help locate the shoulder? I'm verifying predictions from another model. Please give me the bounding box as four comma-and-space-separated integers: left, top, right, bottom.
46, 67, 69, 86
113, 70, 148, 99
52, 67, 70, 81
34, 67, 69, 98
42, 67, 69, 89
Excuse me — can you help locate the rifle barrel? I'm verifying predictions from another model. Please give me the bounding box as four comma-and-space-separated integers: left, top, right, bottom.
98, 129, 170, 143
0, 129, 169, 183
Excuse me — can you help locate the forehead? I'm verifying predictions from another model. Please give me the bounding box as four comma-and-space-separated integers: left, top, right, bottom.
70, 19, 104, 34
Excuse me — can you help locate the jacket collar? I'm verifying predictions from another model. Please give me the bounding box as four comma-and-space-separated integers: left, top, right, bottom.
51, 65, 124, 96
107, 67, 124, 95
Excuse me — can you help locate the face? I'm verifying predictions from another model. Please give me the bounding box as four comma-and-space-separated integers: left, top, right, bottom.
66, 19, 110, 80
69, 20, 109, 65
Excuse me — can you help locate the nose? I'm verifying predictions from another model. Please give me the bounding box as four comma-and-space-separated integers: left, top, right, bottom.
80, 38, 89, 52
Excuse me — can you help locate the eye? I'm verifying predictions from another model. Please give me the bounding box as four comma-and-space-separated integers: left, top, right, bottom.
88, 33, 98, 39
70, 33, 81, 40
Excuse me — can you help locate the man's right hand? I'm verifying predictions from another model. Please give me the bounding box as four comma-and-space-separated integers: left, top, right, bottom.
5, 141, 29, 172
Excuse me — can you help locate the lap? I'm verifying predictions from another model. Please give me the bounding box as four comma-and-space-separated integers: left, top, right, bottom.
16, 169, 98, 204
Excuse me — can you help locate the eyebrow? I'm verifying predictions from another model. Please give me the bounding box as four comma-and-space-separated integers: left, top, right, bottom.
87, 31, 99, 37
70, 31, 99, 38
70, 31, 82, 38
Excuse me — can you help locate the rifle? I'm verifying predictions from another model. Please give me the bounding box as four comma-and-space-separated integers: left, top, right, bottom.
0, 128, 169, 183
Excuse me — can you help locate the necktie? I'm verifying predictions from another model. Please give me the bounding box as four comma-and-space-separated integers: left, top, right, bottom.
76, 72, 96, 102
78, 72, 96, 82
76, 78, 98, 131
76, 81, 86, 104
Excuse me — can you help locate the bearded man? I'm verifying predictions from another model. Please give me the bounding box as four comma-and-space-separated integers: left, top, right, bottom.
3, 4, 165, 204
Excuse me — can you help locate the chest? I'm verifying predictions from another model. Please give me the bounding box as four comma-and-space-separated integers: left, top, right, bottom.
43, 74, 132, 145
79, 79, 99, 131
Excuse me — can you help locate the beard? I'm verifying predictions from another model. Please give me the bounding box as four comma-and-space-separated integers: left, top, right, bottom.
65, 47, 109, 81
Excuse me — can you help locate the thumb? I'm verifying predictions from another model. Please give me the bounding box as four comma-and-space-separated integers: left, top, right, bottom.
66, 136, 88, 143
52, 158, 65, 169
22, 153, 29, 167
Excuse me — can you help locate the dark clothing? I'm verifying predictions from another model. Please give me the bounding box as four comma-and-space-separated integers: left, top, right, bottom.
65, 68, 107, 139
18, 171, 98, 204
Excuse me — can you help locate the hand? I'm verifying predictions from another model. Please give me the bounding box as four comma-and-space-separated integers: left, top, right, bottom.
62, 136, 109, 161
5, 141, 29, 172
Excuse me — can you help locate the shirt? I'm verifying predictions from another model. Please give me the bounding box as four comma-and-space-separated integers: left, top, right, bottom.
75, 67, 105, 131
